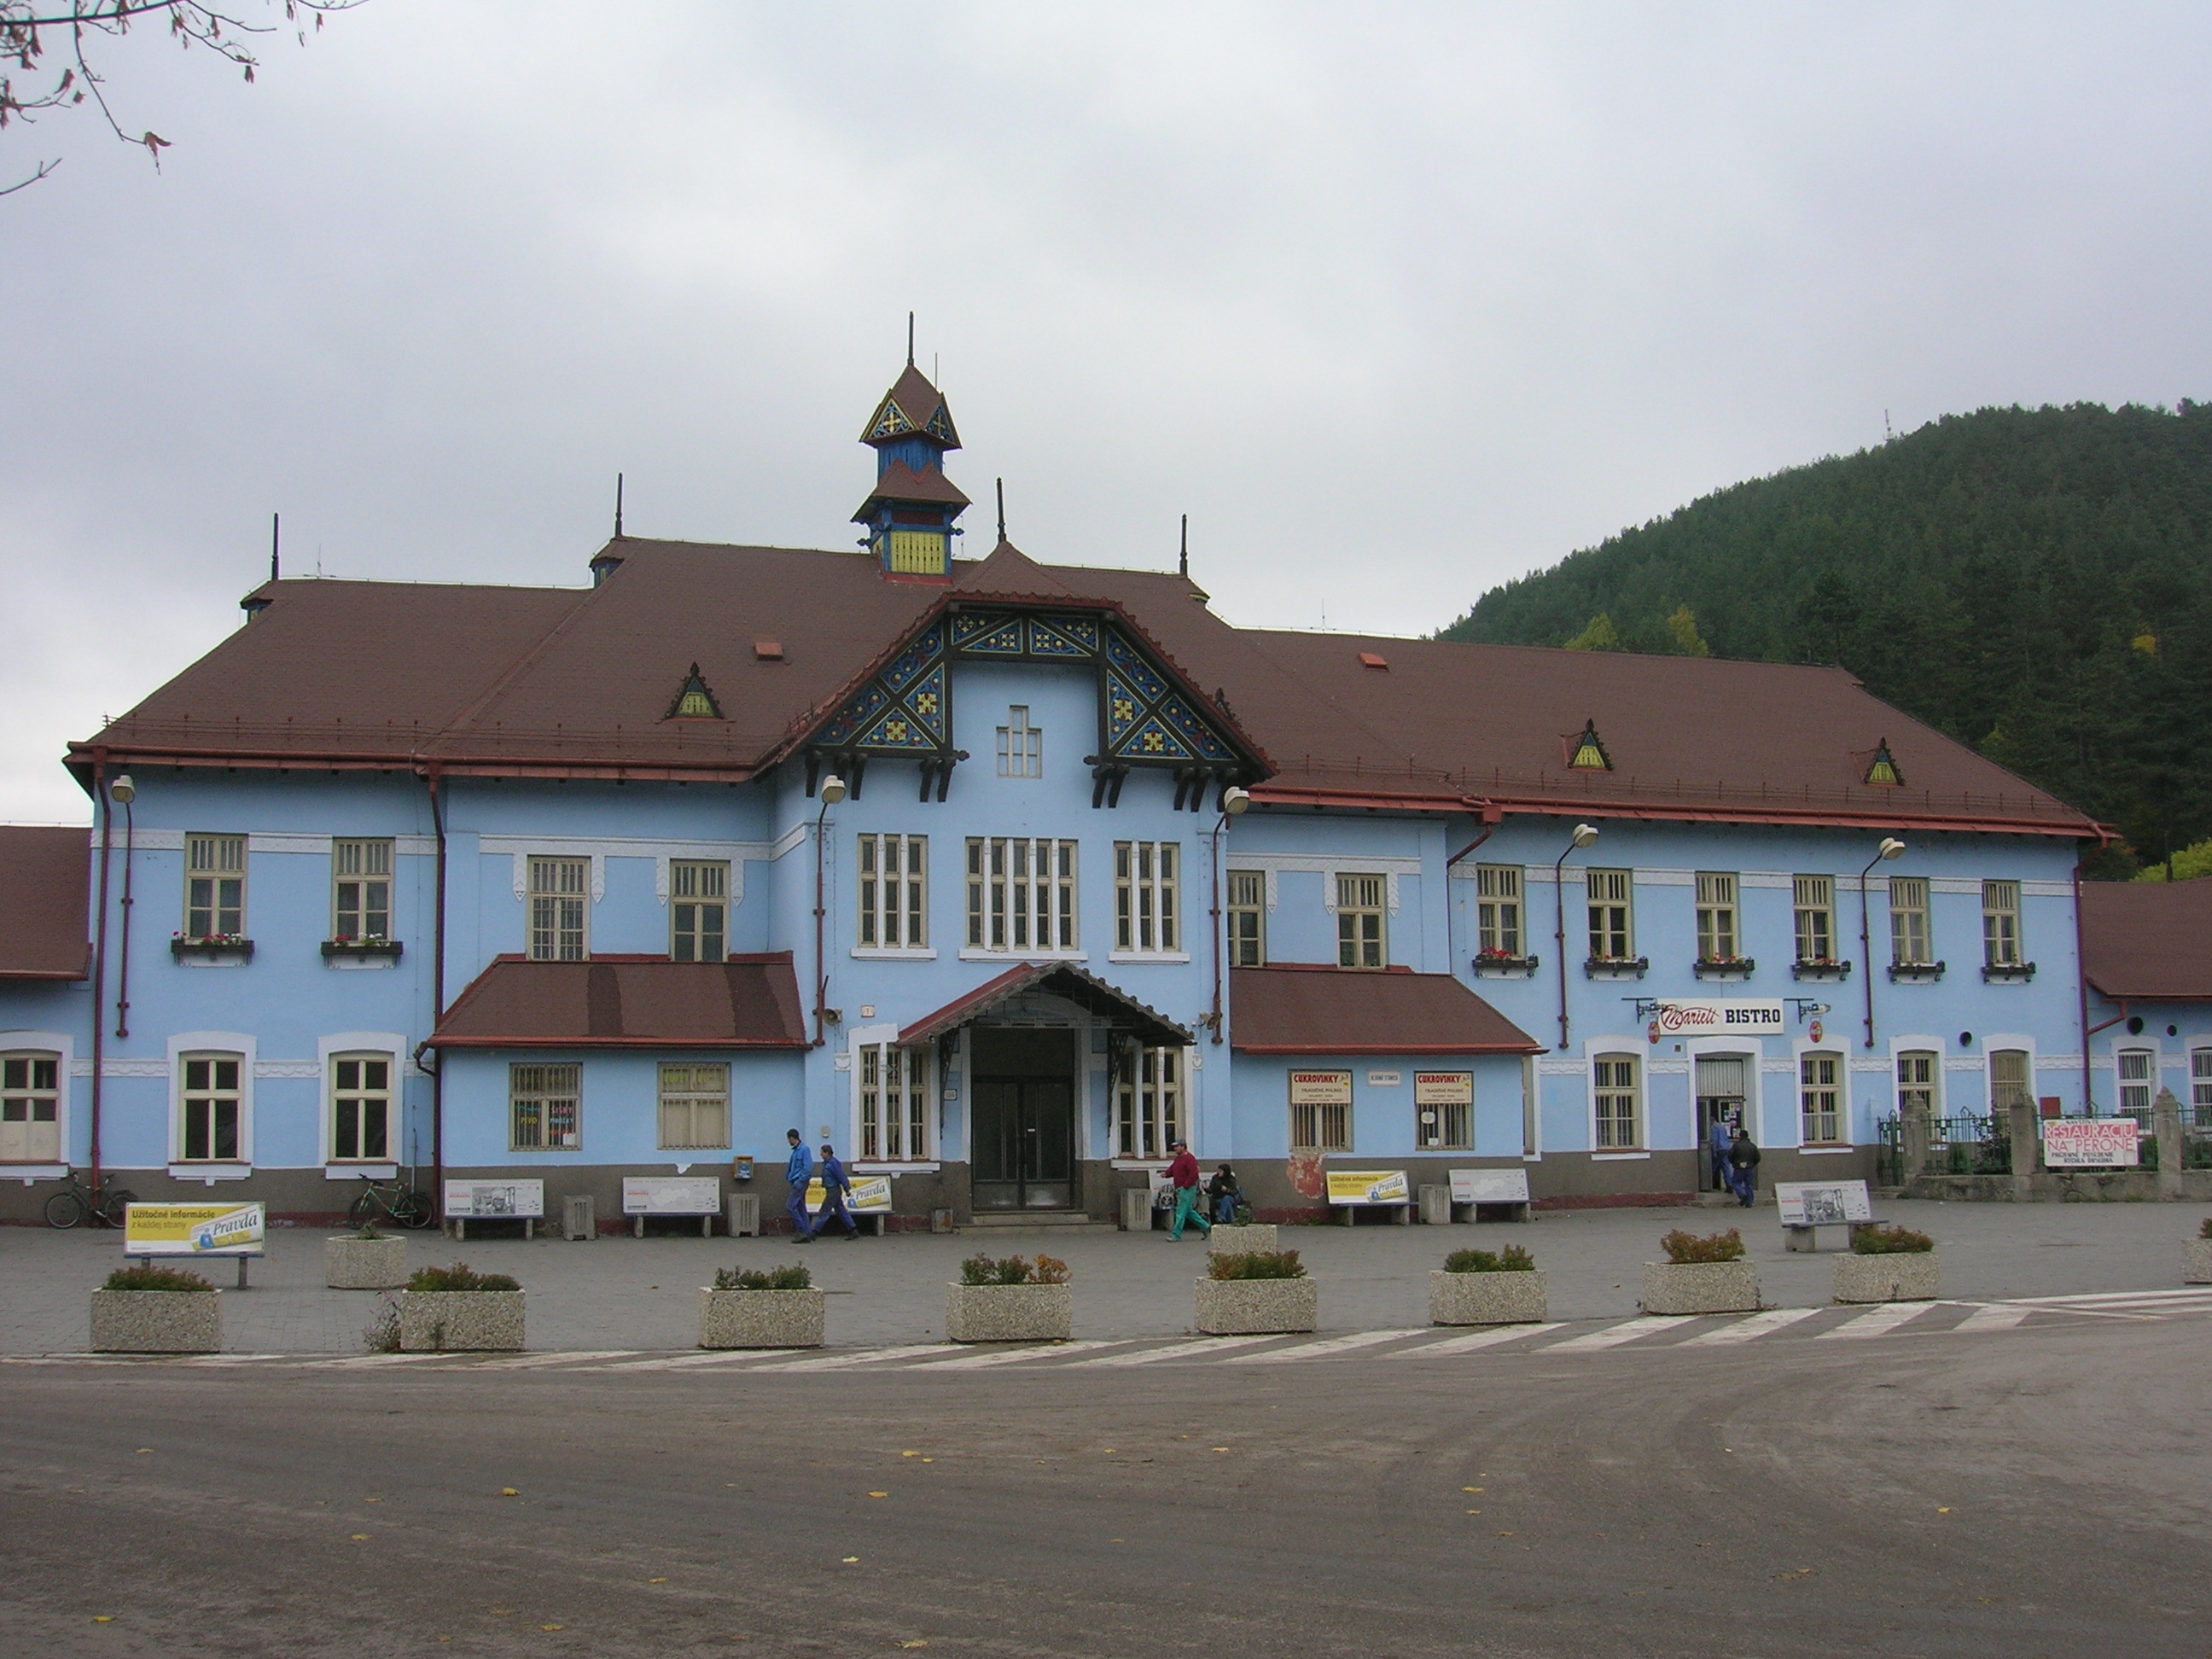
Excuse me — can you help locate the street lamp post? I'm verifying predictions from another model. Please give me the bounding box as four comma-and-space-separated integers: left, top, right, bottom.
1553, 823, 1599, 1051
812, 774, 847, 1046
1860, 837, 1907, 1049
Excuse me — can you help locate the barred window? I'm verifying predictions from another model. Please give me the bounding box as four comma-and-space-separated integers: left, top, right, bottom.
329, 1052, 391, 1162
1793, 875, 1834, 963
1982, 881, 2022, 967
510, 1062, 580, 1150
857, 835, 927, 951
1989, 1049, 2030, 1115
332, 839, 392, 941
1592, 1054, 1640, 1149
1289, 1072, 1353, 1152
0, 1051, 61, 1163
1896, 1050, 1937, 1115
1115, 1045, 1182, 1159
1476, 864, 1522, 957
966, 838, 1078, 952
1336, 873, 1386, 969
1695, 872, 1738, 962
857, 1042, 929, 1161
1586, 869, 1633, 961
1416, 1074, 1473, 1152
179, 1052, 242, 1162
185, 833, 246, 939
528, 858, 588, 961
1799, 1051, 1842, 1144
1889, 876, 1931, 965
1115, 841, 1180, 954
670, 860, 728, 963
1225, 870, 1265, 968
658, 1062, 731, 1150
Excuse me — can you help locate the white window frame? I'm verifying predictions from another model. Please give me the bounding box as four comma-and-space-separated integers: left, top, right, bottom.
964, 837, 1080, 957
1892, 1039, 1943, 1120
184, 832, 247, 940
1982, 880, 2023, 968
995, 705, 1043, 779
509, 1061, 582, 1152
1986, 1037, 2036, 1117
2116, 1047, 2156, 1116
669, 859, 730, 963
0, 1045, 64, 1166
1476, 864, 1522, 958
1225, 870, 1265, 968
1115, 1045, 1184, 1159
1695, 871, 1739, 963
328, 1051, 395, 1165
1793, 875, 1836, 964
1586, 869, 1634, 963
527, 856, 590, 961
1336, 872, 1387, 969
657, 1061, 732, 1150
1889, 876, 1932, 966
854, 1039, 932, 1163
331, 837, 393, 942
2192, 1047, 2212, 1128
166, 1030, 255, 1174
1592, 1051, 1643, 1151
856, 835, 928, 955
318, 1031, 406, 1174
1798, 1050, 1844, 1146
1114, 841, 1184, 960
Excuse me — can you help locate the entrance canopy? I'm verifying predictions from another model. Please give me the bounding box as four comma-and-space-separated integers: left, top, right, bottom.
899, 962, 1193, 1050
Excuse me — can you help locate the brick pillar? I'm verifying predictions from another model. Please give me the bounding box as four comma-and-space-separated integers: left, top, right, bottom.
2153, 1086, 2186, 1202
2008, 1099, 2039, 1202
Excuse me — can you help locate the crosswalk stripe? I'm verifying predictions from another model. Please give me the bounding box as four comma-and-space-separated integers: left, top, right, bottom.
591, 1348, 812, 1372
1225, 1329, 1424, 1365
1063, 1335, 1278, 1367
1999, 1286, 2212, 1305
916, 1341, 1126, 1371
1948, 1304, 2033, 1333
743, 1346, 963, 1374
453, 1350, 639, 1371
1542, 1315, 1696, 1352
174, 1353, 294, 1366
306, 1352, 469, 1369
1677, 1307, 1825, 1346
1391, 1323, 1563, 1357
1817, 1303, 1932, 1340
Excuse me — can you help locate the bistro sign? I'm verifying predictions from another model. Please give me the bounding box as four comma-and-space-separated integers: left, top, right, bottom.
1651, 999, 1787, 1035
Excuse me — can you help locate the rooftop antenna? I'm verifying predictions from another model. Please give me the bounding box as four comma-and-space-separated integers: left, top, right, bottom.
996, 477, 1007, 544
906, 311, 915, 369
1179, 514, 1188, 579
614, 472, 626, 539
270, 512, 280, 583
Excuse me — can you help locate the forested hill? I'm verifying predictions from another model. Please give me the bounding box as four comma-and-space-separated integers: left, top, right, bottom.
1435, 402, 2212, 871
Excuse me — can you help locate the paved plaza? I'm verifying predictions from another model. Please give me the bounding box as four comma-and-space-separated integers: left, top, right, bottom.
4, 1198, 2209, 1356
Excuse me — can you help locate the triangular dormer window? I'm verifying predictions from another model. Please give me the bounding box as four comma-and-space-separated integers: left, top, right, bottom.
1864, 738, 1903, 787
925, 405, 958, 444
869, 399, 915, 439
666, 663, 723, 720
1566, 719, 1611, 771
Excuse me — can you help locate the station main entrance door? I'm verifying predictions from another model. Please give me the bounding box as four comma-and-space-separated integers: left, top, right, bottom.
1695, 1054, 1749, 1191
969, 1027, 1076, 1211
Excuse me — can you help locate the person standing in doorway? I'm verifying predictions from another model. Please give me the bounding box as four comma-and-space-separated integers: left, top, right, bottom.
1708, 1113, 1733, 1193
813, 1143, 860, 1240
1727, 1126, 1762, 1208
1164, 1139, 1212, 1240
784, 1128, 817, 1242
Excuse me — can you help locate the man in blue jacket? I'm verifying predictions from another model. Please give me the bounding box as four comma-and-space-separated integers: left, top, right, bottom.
785, 1128, 816, 1242
813, 1143, 861, 1240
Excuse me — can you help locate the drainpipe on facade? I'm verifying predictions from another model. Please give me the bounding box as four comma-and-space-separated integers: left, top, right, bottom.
1443, 810, 1499, 975
426, 769, 446, 1216
2073, 859, 2093, 1114
89, 756, 111, 1208
1205, 786, 1251, 1043
112, 777, 136, 1038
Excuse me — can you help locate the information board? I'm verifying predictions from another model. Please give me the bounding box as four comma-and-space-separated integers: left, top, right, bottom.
2043, 1118, 2140, 1168
1289, 1070, 1353, 1104
1448, 1168, 1530, 1205
1773, 1180, 1872, 1227
1415, 1073, 1473, 1105
442, 1179, 545, 1219
1325, 1169, 1411, 1206
1651, 1000, 1787, 1035
124, 1202, 265, 1258
622, 1176, 723, 1215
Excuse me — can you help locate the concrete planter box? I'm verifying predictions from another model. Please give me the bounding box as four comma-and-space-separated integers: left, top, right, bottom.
1195, 1276, 1318, 1336
1640, 1260, 1760, 1315
698, 1287, 825, 1349
1206, 1223, 1279, 1258
1833, 1251, 1941, 1304
90, 1289, 221, 1353
397, 1289, 525, 1352
1429, 1268, 1549, 1325
2185, 1238, 2212, 1284
324, 1235, 408, 1289
944, 1283, 1073, 1343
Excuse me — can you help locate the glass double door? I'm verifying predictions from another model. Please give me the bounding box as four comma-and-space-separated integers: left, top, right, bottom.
970, 1027, 1076, 1210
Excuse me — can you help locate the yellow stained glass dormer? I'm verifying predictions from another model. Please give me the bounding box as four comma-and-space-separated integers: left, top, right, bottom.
870, 399, 916, 439
667, 663, 723, 720
887, 530, 948, 575
1567, 719, 1611, 771
1864, 738, 1903, 787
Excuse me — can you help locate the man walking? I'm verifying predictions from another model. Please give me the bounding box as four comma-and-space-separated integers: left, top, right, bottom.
1163, 1138, 1212, 1240
813, 1143, 861, 1240
784, 1128, 817, 1242
1727, 1126, 1762, 1208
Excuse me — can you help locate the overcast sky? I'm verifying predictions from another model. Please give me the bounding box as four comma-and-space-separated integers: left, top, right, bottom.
3, 3, 2207, 822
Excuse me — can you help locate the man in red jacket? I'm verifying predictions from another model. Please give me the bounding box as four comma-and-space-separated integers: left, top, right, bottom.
1164, 1139, 1211, 1241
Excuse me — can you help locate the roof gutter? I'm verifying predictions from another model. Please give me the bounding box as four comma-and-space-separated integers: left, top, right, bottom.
1231, 1042, 1544, 1056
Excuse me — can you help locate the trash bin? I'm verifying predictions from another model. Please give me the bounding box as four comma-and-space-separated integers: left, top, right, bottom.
930, 1208, 954, 1234
563, 1193, 596, 1241
726, 1192, 760, 1237
1120, 1186, 1154, 1233
1417, 1184, 1452, 1226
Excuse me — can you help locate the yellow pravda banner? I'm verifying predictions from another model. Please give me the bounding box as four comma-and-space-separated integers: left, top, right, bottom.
1324, 1170, 1410, 1205
123, 1202, 265, 1254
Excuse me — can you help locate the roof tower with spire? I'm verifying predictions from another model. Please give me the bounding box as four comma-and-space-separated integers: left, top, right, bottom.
854, 324, 967, 581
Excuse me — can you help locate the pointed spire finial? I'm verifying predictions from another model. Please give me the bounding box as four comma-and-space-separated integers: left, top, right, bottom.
1179, 514, 1188, 579
271, 512, 281, 583
906, 311, 915, 368
996, 478, 1007, 544
614, 472, 625, 539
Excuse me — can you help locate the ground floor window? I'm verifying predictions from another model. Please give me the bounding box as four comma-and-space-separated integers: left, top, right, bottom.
1897, 1051, 1937, 1116
1115, 1045, 1181, 1158
1799, 1051, 1842, 1144
1989, 1049, 2031, 1115
858, 1043, 929, 1161
330, 1052, 392, 1161
1289, 1069, 1353, 1152
1415, 1071, 1472, 1151
0, 1051, 60, 1162
2195, 1049, 2212, 1128
658, 1062, 731, 1150
510, 1062, 580, 1150
179, 1052, 242, 1161
1593, 1054, 1640, 1150
2117, 1049, 2154, 1115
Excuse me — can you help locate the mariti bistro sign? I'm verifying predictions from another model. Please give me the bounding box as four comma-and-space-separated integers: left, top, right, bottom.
1650, 1000, 1787, 1037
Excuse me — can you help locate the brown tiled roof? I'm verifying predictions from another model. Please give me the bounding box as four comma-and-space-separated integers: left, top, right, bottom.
67, 538, 2106, 835
1229, 965, 1541, 1055
897, 961, 1192, 1049
863, 365, 958, 448
852, 460, 972, 521
0, 827, 90, 980
428, 953, 807, 1048
2079, 881, 2212, 1002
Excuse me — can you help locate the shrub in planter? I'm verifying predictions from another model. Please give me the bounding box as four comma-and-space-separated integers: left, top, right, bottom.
701, 1262, 824, 1349
1196, 1249, 1317, 1335
2185, 1216, 2212, 1285
1430, 1244, 1547, 1325
325, 1223, 409, 1290
1206, 1220, 1280, 1258
945, 1253, 1074, 1343
91, 1265, 222, 1353
1643, 1229, 1758, 1315
395, 1261, 525, 1352
1833, 1223, 1939, 1302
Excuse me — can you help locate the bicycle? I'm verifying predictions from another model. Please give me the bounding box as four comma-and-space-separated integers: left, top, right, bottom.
348, 1173, 437, 1231
44, 1168, 137, 1230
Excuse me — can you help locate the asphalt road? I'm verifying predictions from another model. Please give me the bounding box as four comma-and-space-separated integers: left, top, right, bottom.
3, 1318, 2208, 1658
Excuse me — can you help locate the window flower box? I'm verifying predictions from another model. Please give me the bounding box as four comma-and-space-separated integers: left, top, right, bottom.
1205, 1222, 1279, 1258
1194, 1276, 1318, 1336
322, 938, 404, 960
1583, 956, 1649, 981
1791, 958, 1853, 982
1693, 957, 1756, 981
1888, 960, 1946, 983
324, 1233, 408, 1289
1474, 952, 1540, 979
171, 934, 254, 961
1982, 961, 2036, 983
699, 1286, 825, 1349
90, 1286, 222, 1353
